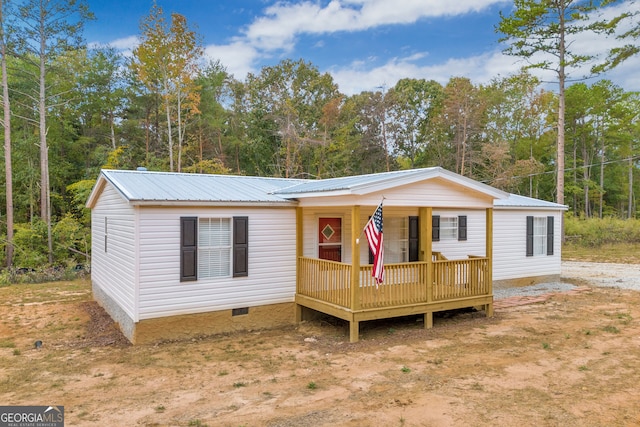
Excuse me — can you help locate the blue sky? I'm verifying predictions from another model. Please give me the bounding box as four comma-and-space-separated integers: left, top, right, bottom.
83, 0, 639, 95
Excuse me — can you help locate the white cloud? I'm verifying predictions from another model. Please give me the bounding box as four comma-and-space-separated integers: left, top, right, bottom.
330, 50, 518, 95
110, 0, 640, 96
204, 41, 259, 79
241, 0, 510, 53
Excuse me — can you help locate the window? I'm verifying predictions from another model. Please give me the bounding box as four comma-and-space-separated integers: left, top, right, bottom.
440, 217, 458, 239
385, 217, 408, 263
199, 218, 232, 279
180, 216, 248, 281
318, 217, 342, 261
526, 216, 554, 257
432, 215, 467, 242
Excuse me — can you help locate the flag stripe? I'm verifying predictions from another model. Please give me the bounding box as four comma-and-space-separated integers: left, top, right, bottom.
364, 202, 384, 286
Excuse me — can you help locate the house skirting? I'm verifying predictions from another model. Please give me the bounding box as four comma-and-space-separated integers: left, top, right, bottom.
92, 281, 137, 342
93, 282, 296, 344
132, 302, 296, 344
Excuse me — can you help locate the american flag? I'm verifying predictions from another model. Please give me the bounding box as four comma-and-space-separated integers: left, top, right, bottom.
364, 202, 384, 286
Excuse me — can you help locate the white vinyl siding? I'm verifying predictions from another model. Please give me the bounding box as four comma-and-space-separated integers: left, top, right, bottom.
198, 218, 232, 278
493, 209, 562, 281
90, 183, 138, 321
432, 210, 485, 259
137, 207, 296, 319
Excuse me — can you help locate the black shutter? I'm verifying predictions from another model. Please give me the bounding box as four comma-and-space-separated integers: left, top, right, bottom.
526, 216, 534, 257
180, 217, 198, 281
233, 216, 249, 277
432, 215, 440, 242
409, 216, 419, 261
547, 216, 554, 256
458, 215, 467, 241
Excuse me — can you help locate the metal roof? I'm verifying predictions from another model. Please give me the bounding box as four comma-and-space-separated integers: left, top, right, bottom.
87, 168, 564, 210
274, 167, 508, 199
494, 193, 568, 210
95, 169, 304, 205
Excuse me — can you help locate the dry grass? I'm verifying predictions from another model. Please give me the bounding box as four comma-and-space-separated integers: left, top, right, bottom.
563, 242, 640, 263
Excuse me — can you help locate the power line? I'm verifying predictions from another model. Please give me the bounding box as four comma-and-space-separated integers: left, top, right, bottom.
486, 155, 640, 183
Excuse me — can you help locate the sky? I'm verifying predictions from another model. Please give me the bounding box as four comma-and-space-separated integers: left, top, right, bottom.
83, 0, 640, 96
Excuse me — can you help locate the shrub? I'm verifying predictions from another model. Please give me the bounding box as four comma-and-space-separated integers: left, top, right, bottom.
564, 215, 640, 247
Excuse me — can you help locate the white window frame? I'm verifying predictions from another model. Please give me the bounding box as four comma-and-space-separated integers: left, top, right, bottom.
533, 216, 547, 256
440, 217, 458, 240
198, 217, 232, 279
385, 216, 409, 263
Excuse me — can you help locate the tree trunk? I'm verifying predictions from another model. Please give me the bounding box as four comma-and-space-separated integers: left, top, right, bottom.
629, 157, 634, 219
39, 20, 53, 264
599, 142, 604, 219
164, 81, 174, 171
1, 0, 13, 268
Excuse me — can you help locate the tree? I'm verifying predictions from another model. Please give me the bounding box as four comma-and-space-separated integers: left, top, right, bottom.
479, 72, 552, 194
497, 0, 623, 206
132, 4, 203, 172
0, 0, 12, 267
442, 77, 484, 176
11, 0, 93, 264
386, 78, 444, 169
244, 59, 339, 178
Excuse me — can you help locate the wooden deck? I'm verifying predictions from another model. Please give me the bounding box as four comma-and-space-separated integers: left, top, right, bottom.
295, 256, 493, 342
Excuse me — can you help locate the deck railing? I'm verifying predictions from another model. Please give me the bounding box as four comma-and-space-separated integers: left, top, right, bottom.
297, 257, 351, 307
359, 262, 428, 309
297, 256, 490, 310
432, 257, 489, 301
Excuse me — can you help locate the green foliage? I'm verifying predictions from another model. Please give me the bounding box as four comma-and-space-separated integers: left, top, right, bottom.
66, 179, 96, 226
10, 216, 89, 270
53, 213, 91, 264
12, 221, 49, 268
564, 215, 640, 246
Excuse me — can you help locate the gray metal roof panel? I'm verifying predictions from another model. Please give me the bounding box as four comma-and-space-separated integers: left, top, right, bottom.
274, 167, 508, 199
495, 193, 568, 209
273, 167, 441, 195
101, 169, 303, 204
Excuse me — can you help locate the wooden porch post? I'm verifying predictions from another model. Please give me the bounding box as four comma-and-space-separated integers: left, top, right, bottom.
420, 207, 433, 329
295, 206, 303, 323
485, 207, 494, 317
350, 205, 361, 342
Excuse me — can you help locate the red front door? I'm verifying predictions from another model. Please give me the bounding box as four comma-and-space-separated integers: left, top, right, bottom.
318, 217, 342, 262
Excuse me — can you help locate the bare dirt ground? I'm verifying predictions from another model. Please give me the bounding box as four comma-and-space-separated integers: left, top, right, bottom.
2, 263, 640, 427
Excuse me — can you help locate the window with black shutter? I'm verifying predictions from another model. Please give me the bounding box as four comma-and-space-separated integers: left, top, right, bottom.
180, 216, 250, 281
526, 215, 553, 257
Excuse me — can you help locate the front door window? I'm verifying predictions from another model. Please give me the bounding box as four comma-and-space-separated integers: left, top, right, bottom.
318, 217, 342, 261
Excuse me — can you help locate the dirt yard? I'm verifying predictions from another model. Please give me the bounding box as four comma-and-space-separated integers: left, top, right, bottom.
1, 263, 640, 427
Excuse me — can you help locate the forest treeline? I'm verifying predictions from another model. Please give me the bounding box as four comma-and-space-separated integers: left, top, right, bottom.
0, 2, 639, 271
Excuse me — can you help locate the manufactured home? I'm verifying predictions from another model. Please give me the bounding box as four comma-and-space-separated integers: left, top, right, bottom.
86, 167, 567, 344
